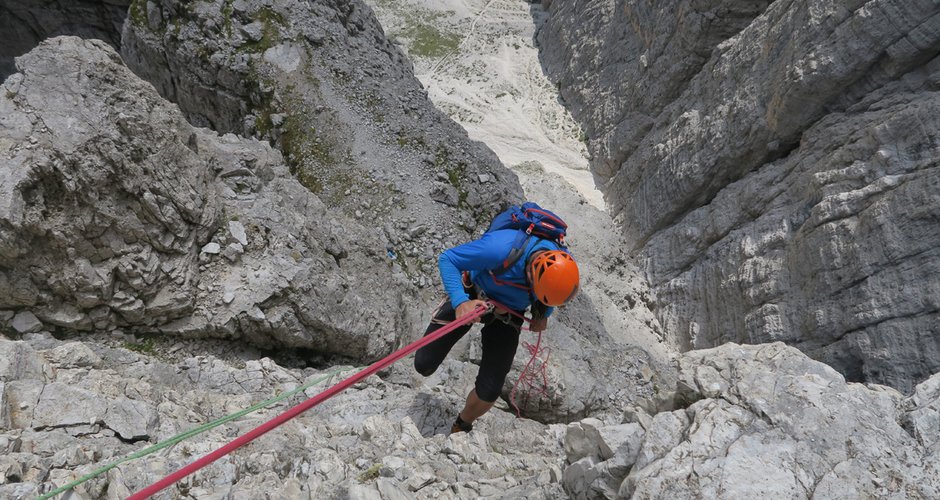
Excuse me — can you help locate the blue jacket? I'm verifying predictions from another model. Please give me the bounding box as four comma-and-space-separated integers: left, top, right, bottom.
438, 229, 563, 315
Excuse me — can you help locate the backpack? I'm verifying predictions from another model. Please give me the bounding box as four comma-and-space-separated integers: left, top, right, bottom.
485, 202, 568, 274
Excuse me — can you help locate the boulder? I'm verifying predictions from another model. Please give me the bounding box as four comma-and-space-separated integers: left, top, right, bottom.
618, 343, 940, 498
1, 37, 424, 360
10, 312, 41, 334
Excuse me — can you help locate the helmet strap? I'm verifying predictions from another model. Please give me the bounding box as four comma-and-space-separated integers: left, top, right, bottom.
525, 250, 545, 286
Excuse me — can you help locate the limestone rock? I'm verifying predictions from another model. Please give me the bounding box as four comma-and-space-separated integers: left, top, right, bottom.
0, 37, 425, 360
1, 0, 529, 365
0, 336, 567, 499
227, 221, 248, 247
201, 242, 221, 255
901, 372, 940, 452
616, 343, 940, 499
10, 311, 41, 334
0, 341, 46, 381
537, 0, 940, 392
45, 342, 101, 369
429, 183, 459, 206
222, 243, 244, 262
120, 0, 522, 304
0, 0, 129, 80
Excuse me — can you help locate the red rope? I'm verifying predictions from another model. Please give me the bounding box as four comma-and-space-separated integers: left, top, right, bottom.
487, 299, 552, 417
508, 330, 552, 417
127, 303, 492, 500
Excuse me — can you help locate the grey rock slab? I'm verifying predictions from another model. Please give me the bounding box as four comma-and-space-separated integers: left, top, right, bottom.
31, 383, 100, 429
263, 43, 303, 73
903, 371, 940, 451
104, 398, 157, 441
348, 484, 382, 500
563, 418, 604, 463
37, 305, 90, 331
595, 423, 644, 464
223, 243, 244, 262
228, 220, 248, 246
240, 21, 264, 42
0, 340, 46, 381
201, 242, 222, 254
429, 183, 459, 206
10, 311, 41, 334
45, 342, 101, 369
376, 478, 411, 500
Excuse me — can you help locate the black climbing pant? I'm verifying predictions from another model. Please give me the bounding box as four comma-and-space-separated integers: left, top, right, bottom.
414, 293, 524, 402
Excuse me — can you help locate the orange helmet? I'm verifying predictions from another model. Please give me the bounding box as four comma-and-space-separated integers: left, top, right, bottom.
529, 250, 580, 307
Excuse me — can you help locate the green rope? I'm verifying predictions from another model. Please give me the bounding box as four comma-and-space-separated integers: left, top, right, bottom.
37, 367, 350, 500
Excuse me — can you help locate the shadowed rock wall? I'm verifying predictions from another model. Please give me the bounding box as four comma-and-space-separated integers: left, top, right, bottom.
537, 0, 940, 391
0, 0, 130, 80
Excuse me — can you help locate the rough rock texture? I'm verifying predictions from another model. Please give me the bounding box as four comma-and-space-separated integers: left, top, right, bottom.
0, 36, 419, 360
358, 0, 679, 424
537, 0, 940, 391
0, 0, 131, 80
120, 0, 522, 290
8, 335, 939, 500
561, 343, 940, 499
498, 161, 676, 423
0, 5, 662, 424
0, 334, 568, 499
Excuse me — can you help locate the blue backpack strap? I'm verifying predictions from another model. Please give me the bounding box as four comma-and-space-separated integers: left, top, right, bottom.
491, 232, 531, 275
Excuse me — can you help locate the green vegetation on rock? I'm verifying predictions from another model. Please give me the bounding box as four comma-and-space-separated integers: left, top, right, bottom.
129, 0, 147, 27
371, 2, 460, 59
240, 7, 287, 53
124, 336, 157, 355
400, 22, 460, 58
222, 0, 234, 37
357, 463, 382, 482
433, 145, 469, 206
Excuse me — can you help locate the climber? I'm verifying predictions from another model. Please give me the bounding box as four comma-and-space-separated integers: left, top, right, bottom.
414, 217, 579, 434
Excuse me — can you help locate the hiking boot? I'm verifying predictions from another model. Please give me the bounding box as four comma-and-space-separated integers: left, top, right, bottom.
450, 416, 473, 434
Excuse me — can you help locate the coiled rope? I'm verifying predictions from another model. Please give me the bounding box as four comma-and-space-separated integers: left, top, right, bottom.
485, 299, 552, 416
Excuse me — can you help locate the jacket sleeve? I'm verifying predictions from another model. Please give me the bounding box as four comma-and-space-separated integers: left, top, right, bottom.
438, 232, 510, 309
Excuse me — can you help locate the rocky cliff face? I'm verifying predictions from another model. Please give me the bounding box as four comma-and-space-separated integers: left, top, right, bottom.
537, 0, 940, 391
119, 0, 520, 265
0, 0, 662, 423
0, 333, 570, 499
1, 36, 420, 360
0, 0, 529, 360
5, 1, 939, 498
